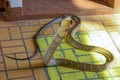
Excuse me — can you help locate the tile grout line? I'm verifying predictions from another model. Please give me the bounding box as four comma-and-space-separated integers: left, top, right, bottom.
14, 54, 19, 69
0, 42, 9, 80
51, 23, 65, 79
0, 66, 47, 72
39, 19, 53, 80
75, 32, 89, 79
2, 45, 24, 48
98, 15, 115, 80
43, 34, 62, 80
16, 21, 36, 80
45, 22, 64, 80
7, 27, 12, 40
108, 32, 120, 53
10, 76, 34, 80
87, 30, 104, 78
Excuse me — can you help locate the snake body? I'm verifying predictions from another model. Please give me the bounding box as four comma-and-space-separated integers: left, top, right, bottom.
6, 15, 117, 72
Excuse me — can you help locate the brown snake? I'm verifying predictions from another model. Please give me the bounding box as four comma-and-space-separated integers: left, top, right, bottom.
6, 15, 117, 72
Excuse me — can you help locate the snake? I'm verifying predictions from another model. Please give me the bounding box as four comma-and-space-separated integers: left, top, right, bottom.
6, 15, 117, 72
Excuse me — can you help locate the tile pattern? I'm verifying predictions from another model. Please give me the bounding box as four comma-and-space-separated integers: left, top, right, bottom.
0, 13, 120, 80
0, 13, 48, 80
37, 28, 120, 80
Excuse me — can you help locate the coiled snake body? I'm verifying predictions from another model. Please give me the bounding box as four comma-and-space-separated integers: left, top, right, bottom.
6, 15, 117, 72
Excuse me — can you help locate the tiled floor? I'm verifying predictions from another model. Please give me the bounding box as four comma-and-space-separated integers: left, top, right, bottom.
0, 13, 120, 80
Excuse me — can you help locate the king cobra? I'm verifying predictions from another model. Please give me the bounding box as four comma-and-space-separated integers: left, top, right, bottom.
6, 15, 117, 72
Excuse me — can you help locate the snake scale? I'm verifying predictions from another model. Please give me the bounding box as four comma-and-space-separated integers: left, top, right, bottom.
6, 15, 117, 72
